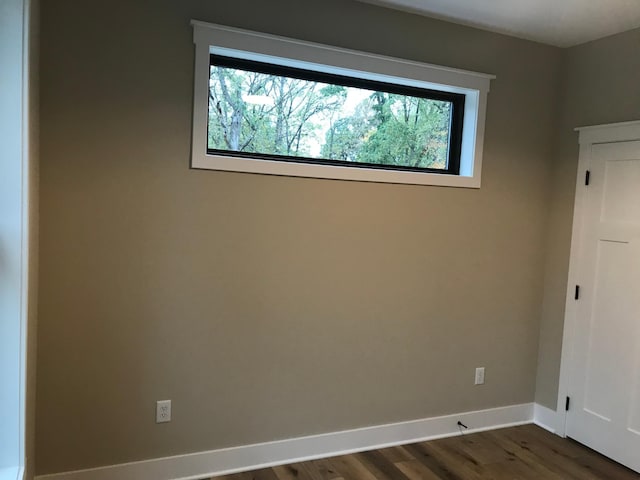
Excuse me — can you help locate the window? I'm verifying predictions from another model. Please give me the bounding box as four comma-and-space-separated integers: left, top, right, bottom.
192, 21, 493, 187
208, 55, 465, 175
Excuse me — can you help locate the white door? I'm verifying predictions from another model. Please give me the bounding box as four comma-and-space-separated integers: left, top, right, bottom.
566, 140, 640, 472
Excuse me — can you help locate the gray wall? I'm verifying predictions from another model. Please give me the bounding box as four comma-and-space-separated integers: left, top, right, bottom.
535, 27, 640, 408
37, 0, 562, 474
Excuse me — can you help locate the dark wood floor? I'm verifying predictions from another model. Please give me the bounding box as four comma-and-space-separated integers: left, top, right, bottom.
210, 424, 639, 480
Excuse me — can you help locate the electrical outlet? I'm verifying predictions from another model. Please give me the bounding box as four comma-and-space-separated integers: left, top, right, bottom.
156, 400, 171, 423
475, 367, 485, 385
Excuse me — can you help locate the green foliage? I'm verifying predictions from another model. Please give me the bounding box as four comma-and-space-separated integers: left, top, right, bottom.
357, 94, 451, 169
208, 66, 452, 169
320, 102, 371, 161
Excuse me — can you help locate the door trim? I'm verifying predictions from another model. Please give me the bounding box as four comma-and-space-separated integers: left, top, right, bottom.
556, 120, 640, 437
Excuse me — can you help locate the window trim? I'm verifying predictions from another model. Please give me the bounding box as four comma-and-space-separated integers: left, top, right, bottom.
191, 20, 494, 188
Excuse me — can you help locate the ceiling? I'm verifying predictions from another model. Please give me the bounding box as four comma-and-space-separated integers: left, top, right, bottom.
358, 0, 640, 47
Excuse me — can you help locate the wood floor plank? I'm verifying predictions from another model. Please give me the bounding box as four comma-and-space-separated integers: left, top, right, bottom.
309, 457, 345, 480
511, 424, 586, 459
273, 463, 320, 480
235, 468, 280, 480
394, 460, 442, 480
417, 441, 491, 479
377, 446, 414, 464
495, 427, 602, 480
328, 454, 380, 480
403, 442, 473, 480
208, 425, 640, 480
451, 431, 515, 466
483, 429, 570, 480
355, 450, 412, 480
572, 448, 640, 480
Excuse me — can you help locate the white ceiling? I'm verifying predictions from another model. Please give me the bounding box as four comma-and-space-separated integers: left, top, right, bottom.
358, 0, 640, 47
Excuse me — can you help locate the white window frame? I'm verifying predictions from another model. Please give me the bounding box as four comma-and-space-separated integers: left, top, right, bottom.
191, 21, 494, 188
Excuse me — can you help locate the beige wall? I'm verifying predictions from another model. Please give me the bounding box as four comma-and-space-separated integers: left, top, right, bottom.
534, 27, 640, 408
36, 0, 563, 474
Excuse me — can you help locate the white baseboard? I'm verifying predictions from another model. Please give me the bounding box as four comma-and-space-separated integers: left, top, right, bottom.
533, 403, 563, 435
36, 403, 534, 480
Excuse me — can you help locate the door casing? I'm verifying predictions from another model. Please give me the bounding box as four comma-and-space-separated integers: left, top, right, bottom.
556, 120, 640, 437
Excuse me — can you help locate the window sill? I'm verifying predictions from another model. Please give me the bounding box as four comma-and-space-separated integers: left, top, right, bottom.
192, 153, 481, 188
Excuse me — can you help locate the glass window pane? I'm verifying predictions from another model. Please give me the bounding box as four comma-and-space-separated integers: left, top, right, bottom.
208, 59, 456, 172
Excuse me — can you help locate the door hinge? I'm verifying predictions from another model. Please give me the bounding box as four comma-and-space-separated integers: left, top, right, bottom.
566, 396, 571, 411
585, 170, 591, 185
574, 285, 580, 300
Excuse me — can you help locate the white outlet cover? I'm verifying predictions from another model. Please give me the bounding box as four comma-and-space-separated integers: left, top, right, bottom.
475, 367, 485, 385
156, 400, 172, 423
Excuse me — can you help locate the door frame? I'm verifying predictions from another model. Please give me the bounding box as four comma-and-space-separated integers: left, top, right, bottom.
0, 0, 34, 477
556, 120, 640, 437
